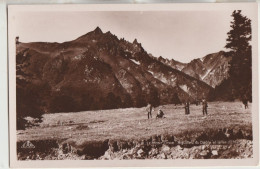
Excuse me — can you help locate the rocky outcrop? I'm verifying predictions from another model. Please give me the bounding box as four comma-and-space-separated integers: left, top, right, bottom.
17, 128, 253, 160
100, 139, 253, 159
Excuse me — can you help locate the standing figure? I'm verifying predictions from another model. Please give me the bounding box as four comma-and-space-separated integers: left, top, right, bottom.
202, 99, 208, 115
146, 103, 153, 119
185, 101, 190, 115
242, 98, 248, 109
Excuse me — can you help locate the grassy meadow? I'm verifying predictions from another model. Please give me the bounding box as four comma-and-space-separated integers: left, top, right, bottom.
17, 101, 252, 145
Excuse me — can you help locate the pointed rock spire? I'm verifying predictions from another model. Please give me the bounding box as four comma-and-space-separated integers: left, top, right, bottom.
93, 26, 103, 34
106, 31, 111, 34
133, 38, 138, 44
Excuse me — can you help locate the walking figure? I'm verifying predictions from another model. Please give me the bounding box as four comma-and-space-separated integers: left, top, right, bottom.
185, 101, 190, 115
202, 99, 208, 115
146, 103, 153, 119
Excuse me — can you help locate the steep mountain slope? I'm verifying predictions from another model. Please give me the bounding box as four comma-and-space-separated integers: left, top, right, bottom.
182, 59, 206, 80
182, 51, 231, 88
202, 52, 231, 88
153, 51, 231, 88
16, 27, 213, 113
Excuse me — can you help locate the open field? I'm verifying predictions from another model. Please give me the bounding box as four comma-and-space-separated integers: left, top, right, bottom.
17, 101, 253, 160
18, 101, 252, 142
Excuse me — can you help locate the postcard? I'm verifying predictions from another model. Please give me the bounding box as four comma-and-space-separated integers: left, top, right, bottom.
8, 3, 258, 167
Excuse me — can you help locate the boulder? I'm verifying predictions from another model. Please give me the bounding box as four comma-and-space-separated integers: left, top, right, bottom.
102, 150, 111, 160
212, 150, 218, 156
199, 150, 211, 158
176, 145, 184, 150
137, 149, 145, 157
161, 145, 171, 154
158, 153, 167, 159
149, 148, 159, 157
200, 150, 208, 156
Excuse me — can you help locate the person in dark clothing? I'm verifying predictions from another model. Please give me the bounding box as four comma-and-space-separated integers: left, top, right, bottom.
242, 98, 248, 109
146, 103, 153, 119
202, 99, 208, 115
185, 101, 190, 115
156, 109, 165, 119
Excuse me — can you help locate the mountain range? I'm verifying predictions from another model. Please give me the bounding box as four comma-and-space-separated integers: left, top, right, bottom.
16, 27, 230, 112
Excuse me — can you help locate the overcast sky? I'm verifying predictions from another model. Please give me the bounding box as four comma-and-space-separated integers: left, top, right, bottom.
14, 10, 254, 63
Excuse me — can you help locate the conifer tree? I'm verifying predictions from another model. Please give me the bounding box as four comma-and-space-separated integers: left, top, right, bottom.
225, 10, 252, 101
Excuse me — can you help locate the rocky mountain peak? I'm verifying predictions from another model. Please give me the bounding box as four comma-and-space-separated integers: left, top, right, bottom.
133, 38, 139, 44
106, 31, 111, 35
93, 26, 103, 34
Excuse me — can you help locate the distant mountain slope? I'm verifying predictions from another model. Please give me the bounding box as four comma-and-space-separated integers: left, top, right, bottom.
157, 51, 231, 88
157, 56, 187, 71
16, 27, 213, 113
182, 51, 231, 88
202, 52, 231, 88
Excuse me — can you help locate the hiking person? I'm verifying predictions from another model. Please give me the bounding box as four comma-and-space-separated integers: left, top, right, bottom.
185, 101, 190, 115
245, 100, 248, 109
156, 109, 165, 119
202, 99, 208, 115
146, 103, 153, 119
242, 97, 248, 109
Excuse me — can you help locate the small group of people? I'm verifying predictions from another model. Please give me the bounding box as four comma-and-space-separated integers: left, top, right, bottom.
146, 98, 208, 120
146, 103, 165, 119
185, 99, 208, 115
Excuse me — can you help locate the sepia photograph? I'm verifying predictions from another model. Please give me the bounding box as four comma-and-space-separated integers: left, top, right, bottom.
8, 3, 258, 167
